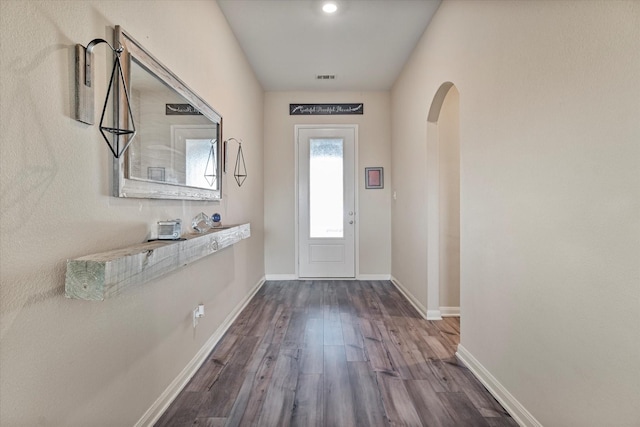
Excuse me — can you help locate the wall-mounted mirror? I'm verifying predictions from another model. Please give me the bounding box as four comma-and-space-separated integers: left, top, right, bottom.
112, 26, 222, 200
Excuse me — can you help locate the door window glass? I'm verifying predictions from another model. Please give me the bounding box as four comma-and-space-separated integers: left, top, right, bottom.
309, 138, 343, 238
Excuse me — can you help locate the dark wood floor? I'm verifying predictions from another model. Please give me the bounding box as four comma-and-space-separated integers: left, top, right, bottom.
156, 280, 516, 427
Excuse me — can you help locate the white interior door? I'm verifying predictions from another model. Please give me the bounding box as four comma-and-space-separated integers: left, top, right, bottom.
297, 126, 356, 278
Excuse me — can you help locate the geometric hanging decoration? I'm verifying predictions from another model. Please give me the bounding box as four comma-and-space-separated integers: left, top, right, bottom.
204, 139, 217, 187
233, 140, 247, 187
75, 38, 136, 158
98, 43, 136, 158
224, 138, 248, 188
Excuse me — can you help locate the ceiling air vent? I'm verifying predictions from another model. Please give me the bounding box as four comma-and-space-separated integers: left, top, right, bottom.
316, 74, 336, 80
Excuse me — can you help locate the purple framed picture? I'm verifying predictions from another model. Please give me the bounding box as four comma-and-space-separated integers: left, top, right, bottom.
365, 167, 383, 189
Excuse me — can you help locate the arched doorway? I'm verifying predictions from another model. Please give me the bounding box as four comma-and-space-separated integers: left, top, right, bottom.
426, 82, 460, 320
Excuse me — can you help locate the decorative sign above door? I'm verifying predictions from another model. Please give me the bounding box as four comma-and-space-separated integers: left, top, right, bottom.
289, 103, 363, 115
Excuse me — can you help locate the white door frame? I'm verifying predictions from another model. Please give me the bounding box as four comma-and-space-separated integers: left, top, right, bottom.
294, 124, 359, 279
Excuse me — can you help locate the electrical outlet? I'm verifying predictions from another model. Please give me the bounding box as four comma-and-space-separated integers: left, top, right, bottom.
193, 304, 205, 328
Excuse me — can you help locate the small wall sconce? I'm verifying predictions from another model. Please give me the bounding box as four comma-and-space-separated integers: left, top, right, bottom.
75, 37, 136, 158
223, 138, 247, 187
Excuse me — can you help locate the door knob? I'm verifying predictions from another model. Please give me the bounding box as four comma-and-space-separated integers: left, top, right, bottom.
349, 220, 354, 224
348, 211, 354, 216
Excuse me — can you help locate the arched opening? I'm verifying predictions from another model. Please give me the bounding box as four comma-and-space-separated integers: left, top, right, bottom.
426, 82, 460, 320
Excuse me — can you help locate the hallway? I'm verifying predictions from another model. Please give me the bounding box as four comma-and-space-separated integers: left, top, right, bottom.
156, 281, 515, 426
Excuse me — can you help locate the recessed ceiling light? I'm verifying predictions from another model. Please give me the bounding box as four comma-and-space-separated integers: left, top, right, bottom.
322, 2, 338, 14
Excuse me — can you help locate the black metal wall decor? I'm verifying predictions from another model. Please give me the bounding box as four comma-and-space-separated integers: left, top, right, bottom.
224, 138, 247, 187
289, 103, 363, 115
204, 139, 217, 187
234, 143, 247, 187
75, 38, 136, 158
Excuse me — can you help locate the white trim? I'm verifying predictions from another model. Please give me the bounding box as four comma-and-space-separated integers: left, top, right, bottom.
426, 309, 443, 320
353, 126, 360, 280
264, 274, 297, 281
135, 277, 266, 427
439, 306, 460, 317
390, 276, 428, 319
426, 120, 441, 317
358, 274, 391, 281
456, 345, 542, 427
294, 125, 300, 279
390, 277, 443, 320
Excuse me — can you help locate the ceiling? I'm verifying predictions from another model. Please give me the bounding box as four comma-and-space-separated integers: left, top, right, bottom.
217, 0, 441, 91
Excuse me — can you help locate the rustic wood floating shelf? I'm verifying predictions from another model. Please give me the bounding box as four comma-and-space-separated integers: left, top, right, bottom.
65, 223, 250, 301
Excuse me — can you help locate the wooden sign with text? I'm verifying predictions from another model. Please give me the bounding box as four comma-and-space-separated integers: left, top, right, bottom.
165, 104, 203, 115
289, 103, 364, 115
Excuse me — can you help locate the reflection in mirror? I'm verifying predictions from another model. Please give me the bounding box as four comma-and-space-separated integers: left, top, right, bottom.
128, 60, 218, 190
113, 26, 222, 200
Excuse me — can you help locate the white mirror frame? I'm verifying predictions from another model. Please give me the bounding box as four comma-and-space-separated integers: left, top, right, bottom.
112, 25, 223, 200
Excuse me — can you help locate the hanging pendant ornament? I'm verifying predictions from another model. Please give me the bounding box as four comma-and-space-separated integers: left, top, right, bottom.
95, 40, 137, 158
204, 139, 217, 187
234, 140, 247, 187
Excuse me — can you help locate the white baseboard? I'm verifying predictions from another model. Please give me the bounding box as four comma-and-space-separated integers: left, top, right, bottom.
265, 274, 392, 281
440, 306, 460, 317
135, 277, 266, 427
390, 276, 428, 319
456, 345, 542, 427
390, 277, 444, 320
426, 309, 443, 320
264, 274, 297, 281
358, 274, 391, 280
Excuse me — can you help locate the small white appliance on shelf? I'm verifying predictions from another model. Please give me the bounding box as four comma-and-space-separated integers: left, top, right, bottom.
157, 219, 182, 240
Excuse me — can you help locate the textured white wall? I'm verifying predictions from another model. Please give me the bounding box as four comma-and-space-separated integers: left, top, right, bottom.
0, 1, 264, 425
264, 92, 391, 277
392, 0, 639, 425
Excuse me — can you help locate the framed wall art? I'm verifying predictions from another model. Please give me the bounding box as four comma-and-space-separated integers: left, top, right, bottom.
365, 167, 383, 189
